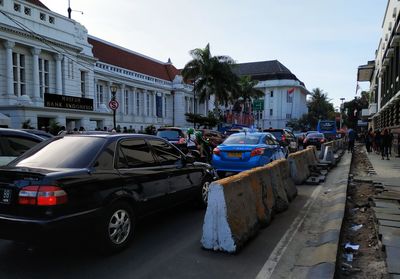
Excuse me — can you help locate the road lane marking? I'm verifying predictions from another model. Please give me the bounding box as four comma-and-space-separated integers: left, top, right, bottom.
255, 185, 323, 279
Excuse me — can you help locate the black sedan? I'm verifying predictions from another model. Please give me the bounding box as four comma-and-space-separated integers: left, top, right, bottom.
0, 134, 216, 253
303, 132, 326, 149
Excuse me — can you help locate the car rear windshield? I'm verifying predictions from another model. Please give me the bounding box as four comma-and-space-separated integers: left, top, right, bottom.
156, 130, 181, 140
12, 136, 106, 168
307, 133, 324, 138
267, 131, 283, 139
224, 134, 261, 145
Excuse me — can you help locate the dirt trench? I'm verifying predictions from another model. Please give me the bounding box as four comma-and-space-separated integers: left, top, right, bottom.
335, 144, 389, 279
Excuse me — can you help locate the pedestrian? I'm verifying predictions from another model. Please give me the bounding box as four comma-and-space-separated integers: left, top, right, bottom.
381, 128, 390, 160
347, 128, 356, 153
375, 129, 381, 154
123, 126, 128, 133
388, 129, 394, 156
365, 128, 372, 153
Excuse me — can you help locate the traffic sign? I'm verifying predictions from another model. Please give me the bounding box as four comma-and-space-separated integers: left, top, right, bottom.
109, 100, 119, 110
252, 99, 264, 111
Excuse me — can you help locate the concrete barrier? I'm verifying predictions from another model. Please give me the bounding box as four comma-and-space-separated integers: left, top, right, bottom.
275, 159, 298, 201
201, 159, 295, 252
201, 173, 259, 253
288, 150, 310, 184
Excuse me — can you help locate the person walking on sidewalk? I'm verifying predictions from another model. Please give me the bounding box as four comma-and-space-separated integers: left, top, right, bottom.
375, 129, 381, 154
388, 129, 394, 156
348, 128, 356, 153
381, 128, 390, 160
365, 128, 373, 153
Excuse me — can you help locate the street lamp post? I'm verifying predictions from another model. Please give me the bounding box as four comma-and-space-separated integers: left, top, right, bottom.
110, 85, 118, 130
340, 98, 345, 130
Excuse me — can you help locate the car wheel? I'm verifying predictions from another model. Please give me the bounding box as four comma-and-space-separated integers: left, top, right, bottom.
200, 179, 212, 208
98, 201, 135, 254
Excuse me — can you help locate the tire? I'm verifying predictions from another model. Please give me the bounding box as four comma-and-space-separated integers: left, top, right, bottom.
199, 178, 212, 208
97, 201, 135, 254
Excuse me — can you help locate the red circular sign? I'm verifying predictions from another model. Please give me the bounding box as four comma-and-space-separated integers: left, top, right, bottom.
109, 100, 119, 110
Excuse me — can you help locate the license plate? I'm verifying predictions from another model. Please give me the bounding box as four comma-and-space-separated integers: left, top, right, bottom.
228, 152, 242, 158
0, 188, 12, 204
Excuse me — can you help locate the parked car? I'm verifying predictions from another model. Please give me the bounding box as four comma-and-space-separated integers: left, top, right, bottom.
303, 132, 326, 149
0, 134, 216, 253
263, 128, 298, 153
156, 127, 188, 153
0, 128, 44, 166
211, 132, 285, 176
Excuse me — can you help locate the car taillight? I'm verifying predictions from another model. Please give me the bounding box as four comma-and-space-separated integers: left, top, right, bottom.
320, 139, 326, 143
19, 186, 68, 206
178, 138, 186, 144
213, 147, 221, 156
250, 148, 265, 157
303, 139, 308, 144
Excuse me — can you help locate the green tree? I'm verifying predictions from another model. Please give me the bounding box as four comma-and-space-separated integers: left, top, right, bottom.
342, 91, 369, 129
306, 88, 335, 129
232, 75, 264, 113
181, 43, 238, 106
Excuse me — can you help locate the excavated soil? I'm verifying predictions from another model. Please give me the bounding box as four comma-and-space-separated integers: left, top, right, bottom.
335, 144, 389, 279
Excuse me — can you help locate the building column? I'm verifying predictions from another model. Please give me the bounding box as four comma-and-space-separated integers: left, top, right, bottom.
132, 87, 137, 115
31, 47, 41, 100
142, 90, 147, 116
161, 92, 165, 118
120, 84, 125, 115
54, 54, 63, 95
153, 91, 157, 117
4, 41, 15, 97
378, 76, 382, 111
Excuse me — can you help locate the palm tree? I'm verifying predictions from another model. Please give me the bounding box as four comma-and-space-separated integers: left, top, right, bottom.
307, 88, 335, 128
234, 75, 264, 113
181, 44, 238, 107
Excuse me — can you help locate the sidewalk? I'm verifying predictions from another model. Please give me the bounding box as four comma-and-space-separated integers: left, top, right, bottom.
365, 149, 400, 186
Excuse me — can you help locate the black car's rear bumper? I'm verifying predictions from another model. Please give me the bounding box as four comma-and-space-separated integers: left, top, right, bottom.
0, 208, 102, 241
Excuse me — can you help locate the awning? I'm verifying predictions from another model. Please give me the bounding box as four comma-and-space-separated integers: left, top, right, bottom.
0, 113, 10, 127
357, 61, 375, 82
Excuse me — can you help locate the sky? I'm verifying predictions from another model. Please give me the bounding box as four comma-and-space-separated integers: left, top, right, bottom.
40, 0, 385, 108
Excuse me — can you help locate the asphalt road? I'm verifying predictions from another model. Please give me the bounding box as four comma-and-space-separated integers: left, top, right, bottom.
0, 185, 316, 279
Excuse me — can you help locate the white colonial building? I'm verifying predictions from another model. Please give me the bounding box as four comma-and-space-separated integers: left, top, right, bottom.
233, 60, 309, 129
0, 0, 211, 131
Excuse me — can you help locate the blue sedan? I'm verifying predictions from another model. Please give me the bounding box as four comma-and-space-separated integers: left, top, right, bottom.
211, 132, 285, 175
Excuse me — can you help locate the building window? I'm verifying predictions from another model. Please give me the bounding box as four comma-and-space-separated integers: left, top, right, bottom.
286, 113, 292, 119
40, 13, 46, 21
49, 16, 55, 24
269, 109, 273, 116
14, 3, 21, 12
124, 89, 129, 115
80, 71, 86, 97
136, 93, 140, 115
287, 92, 293, 103
96, 84, 103, 108
24, 7, 31, 15
39, 58, 49, 98
270, 91, 274, 97
146, 93, 150, 116
0, 1, 4, 7
12, 53, 26, 96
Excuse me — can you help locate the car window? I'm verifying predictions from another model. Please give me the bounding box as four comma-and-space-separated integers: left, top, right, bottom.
224, 134, 261, 144
156, 130, 181, 141
266, 136, 277, 145
148, 139, 182, 165
13, 137, 105, 168
0, 135, 41, 156
95, 141, 116, 170
118, 139, 155, 168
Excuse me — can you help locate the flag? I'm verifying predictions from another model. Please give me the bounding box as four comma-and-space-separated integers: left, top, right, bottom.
355, 82, 360, 95
287, 87, 295, 94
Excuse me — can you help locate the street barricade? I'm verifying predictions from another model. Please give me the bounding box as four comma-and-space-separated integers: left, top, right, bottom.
201, 159, 295, 253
